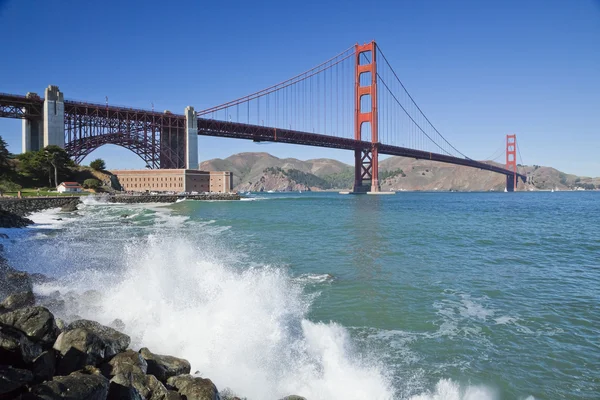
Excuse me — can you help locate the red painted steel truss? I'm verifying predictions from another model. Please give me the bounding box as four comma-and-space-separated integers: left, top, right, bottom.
0, 93, 43, 119
63, 102, 186, 169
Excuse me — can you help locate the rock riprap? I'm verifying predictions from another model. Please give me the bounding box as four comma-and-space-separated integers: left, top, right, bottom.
0, 262, 311, 399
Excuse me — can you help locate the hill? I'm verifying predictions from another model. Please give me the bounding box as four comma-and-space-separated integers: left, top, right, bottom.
199, 152, 600, 192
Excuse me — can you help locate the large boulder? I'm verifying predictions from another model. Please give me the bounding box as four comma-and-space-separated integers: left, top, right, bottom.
0, 290, 35, 311
67, 320, 130, 355
31, 350, 57, 382
0, 306, 58, 345
0, 365, 33, 396
108, 368, 177, 400
0, 268, 33, 300
101, 349, 148, 377
108, 379, 145, 400
0, 324, 43, 366
28, 371, 109, 400
60, 200, 79, 212
166, 374, 219, 400
280, 396, 307, 400
53, 320, 130, 375
140, 347, 191, 383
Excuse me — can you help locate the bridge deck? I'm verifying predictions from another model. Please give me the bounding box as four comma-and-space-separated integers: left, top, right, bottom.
0, 93, 525, 181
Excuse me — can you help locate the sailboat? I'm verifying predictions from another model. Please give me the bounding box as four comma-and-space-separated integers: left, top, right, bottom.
504, 187, 508, 192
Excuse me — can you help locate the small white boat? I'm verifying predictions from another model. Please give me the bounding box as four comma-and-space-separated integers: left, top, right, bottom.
267, 190, 274, 193
299, 190, 302, 194
504, 187, 508, 192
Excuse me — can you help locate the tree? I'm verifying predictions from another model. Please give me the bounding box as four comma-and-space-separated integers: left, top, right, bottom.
83, 178, 101, 190
90, 158, 106, 171
0, 136, 11, 176
17, 146, 73, 187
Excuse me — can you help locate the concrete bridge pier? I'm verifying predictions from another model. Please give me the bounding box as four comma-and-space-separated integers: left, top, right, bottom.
43, 85, 65, 148
22, 113, 43, 153
185, 106, 198, 169
506, 175, 516, 192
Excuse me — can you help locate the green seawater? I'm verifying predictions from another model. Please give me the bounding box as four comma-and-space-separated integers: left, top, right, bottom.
4, 191, 599, 399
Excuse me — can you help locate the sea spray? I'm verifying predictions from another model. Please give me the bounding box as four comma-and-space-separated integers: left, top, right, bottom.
9, 200, 546, 400
27, 204, 394, 399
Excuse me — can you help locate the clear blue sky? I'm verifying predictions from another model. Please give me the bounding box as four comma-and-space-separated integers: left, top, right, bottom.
1, 0, 599, 176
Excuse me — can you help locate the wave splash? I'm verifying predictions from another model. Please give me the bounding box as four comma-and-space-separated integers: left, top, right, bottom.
41, 230, 393, 400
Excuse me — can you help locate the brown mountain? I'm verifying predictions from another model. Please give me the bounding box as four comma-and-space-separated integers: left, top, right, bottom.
199, 152, 599, 192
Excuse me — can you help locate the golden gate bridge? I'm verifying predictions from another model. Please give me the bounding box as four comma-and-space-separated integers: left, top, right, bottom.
0, 41, 526, 192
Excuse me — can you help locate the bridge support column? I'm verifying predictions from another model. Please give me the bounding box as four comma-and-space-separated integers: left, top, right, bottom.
43, 85, 64, 148
506, 175, 515, 192
185, 106, 198, 169
505, 134, 517, 192
22, 118, 43, 153
353, 41, 380, 193
159, 111, 186, 169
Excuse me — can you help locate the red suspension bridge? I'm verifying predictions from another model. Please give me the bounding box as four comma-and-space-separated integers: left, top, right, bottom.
0, 41, 526, 192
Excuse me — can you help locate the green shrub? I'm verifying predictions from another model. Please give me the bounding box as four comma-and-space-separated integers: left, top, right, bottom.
90, 159, 106, 171
83, 178, 101, 189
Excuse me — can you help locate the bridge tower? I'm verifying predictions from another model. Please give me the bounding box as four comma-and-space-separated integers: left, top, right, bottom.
22, 85, 65, 152
353, 41, 380, 193
506, 134, 517, 192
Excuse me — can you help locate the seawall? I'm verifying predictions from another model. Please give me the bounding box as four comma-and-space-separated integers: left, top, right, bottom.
0, 197, 81, 217
108, 193, 241, 203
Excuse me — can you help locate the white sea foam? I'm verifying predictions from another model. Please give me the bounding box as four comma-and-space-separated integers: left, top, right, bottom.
409, 379, 497, 400
19, 202, 526, 400
33, 208, 393, 400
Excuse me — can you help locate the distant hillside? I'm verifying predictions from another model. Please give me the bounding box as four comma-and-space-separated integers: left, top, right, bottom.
199, 152, 599, 192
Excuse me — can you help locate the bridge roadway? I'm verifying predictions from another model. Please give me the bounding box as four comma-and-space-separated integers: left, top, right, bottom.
0, 93, 526, 181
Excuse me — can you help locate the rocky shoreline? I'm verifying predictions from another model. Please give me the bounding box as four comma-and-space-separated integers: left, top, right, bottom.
0, 193, 242, 228
0, 198, 80, 229
0, 232, 304, 400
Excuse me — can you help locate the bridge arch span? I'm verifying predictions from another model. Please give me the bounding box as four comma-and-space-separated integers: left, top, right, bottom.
64, 132, 161, 169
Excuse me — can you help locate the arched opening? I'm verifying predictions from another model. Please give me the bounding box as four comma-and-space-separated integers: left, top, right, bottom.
78, 144, 148, 170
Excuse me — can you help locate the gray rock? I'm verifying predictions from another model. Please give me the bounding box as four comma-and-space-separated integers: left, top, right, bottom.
32, 349, 56, 382
108, 380, 145, 400
110, 372, 149, 398
140, 347, 191, 383
0, 269, 33, 299
0, 324, 43, 365
0, 306, 58, 345
146, 374, 179, 400
55, 318, 66, 331
0, 290, 35, 310
101, 349, 148, 377
0, 365, 33, 395
108, 369, 176, 400
67, 320, 130, 356
280, 396, 307, 400
166, 374, 219, 400
54, 320, 130, 375
60, 200, 79, 212
75, 320, 128, 349
29, 371, 109, 400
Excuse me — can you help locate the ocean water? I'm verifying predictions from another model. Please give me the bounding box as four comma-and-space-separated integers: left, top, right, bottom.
1, 191, 599, 399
